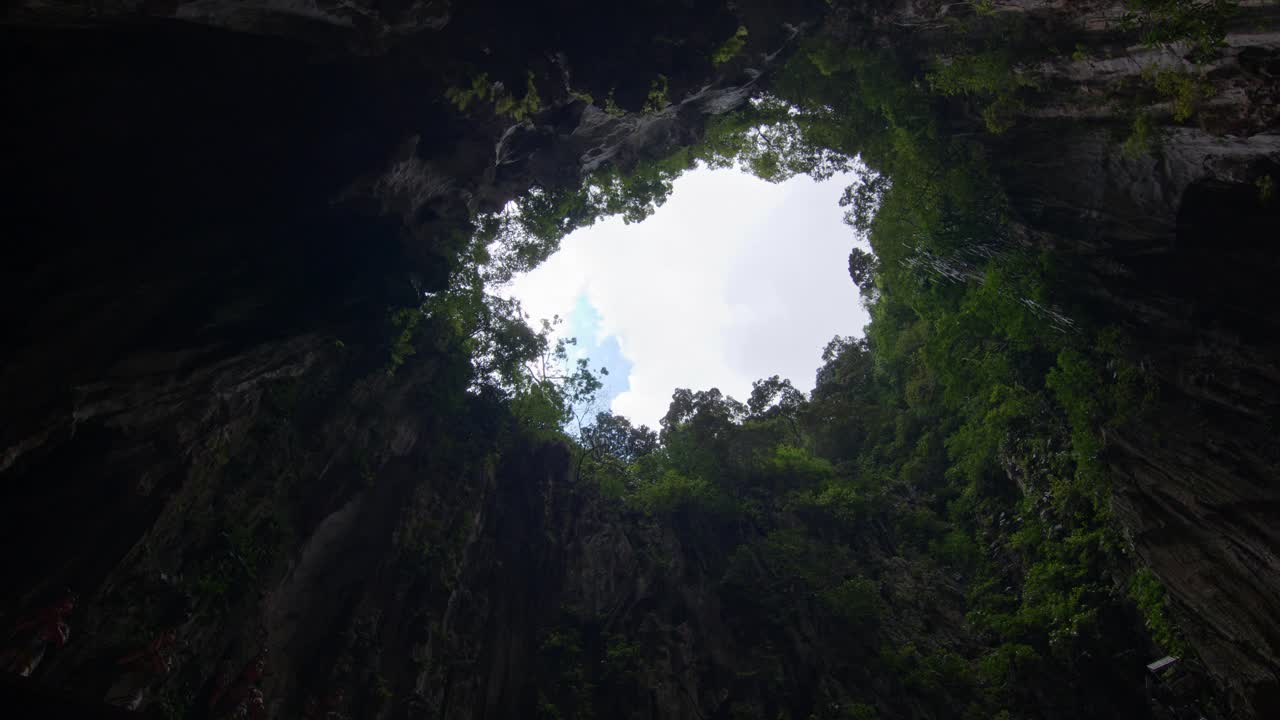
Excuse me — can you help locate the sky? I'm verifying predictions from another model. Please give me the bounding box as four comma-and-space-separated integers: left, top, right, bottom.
502, 166, 871, 429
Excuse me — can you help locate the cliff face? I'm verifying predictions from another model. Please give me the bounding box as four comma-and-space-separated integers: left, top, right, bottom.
840, 1, 1280, 712
0, 0, 778, 590
980, 11, 1280, 712
2, 1, 1279, 719
0, 3, 827, 716
1000, 121, 1280, 713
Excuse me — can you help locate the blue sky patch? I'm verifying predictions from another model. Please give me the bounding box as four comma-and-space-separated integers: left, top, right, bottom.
566, 291, 633, 416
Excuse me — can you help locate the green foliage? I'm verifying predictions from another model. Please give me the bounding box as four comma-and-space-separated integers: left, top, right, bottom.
881, 643, 975, 708
927, 53, 1020, 97
1045, 349, 1107, 488
1259, 174, 1277, 204
931, 528, 980, 571
945, 384, 1035, 488
1130, 567, 1188, 653
477, 146, 696, 289
927, 51, 1033, 133
603, 634, 641, 677
503, 318, 608, 439
579, 412, 658, 498
631, 26, 1189, 717
631, 469, 721, 515
1146, 67, 1213, 122
788, 482, 873, 526
538, 627, 594, 720
712, 26, 749, 65
897, 506, 946, 548
845, 703, 878, 720
976, 642, 1041, 709
372, 674, 393, 706
444, 73, 494, 112
1124, 0, 1238, 61
603, 90, 625, 117
642, 74, 670, 114
1123, 111, 1159, 157
764, 445, 834, 488
502, 72, 544, 121
820, 577, 881, 627
978, 641, 1039, 685
696, 97, 852, 182
446, 71, 543, 120
189, 521, 279, 609
386, 306, 423, 376
1047, 330, 1153, 509
413, 12, 1200, 717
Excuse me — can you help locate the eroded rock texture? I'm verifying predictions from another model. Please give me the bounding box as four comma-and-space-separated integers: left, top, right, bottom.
0, 2, 827, 716
988, 32, 1280, 712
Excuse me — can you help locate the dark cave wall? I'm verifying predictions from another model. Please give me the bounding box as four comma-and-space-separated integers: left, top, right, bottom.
0, 3, 821, 717
893, 4, 1280, 708
0, 0, 812, 459
0, 0, 798, 534
988, 110, 1280, 720
1107, 176, 1280, 716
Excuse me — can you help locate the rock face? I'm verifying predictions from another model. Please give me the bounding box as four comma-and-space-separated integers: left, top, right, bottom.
983, 19, 1280, 711
857, 2, 1280, 713
0, 0, 788, 553
1007, 123, 1280, 714
1, 1, 1279, 718
0, 2, 828, 716
1099, 173, 1280, 716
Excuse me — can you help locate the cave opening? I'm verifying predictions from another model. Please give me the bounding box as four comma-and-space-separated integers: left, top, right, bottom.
500, 165, 868, 429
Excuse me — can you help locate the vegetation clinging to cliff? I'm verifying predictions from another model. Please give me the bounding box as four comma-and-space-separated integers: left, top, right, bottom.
383, 4, 1227, 717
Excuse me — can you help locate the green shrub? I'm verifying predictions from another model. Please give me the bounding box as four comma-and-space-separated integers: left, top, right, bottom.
1125, 0, 1237, 61
386, 306, 423, 375
1130, 567, 1188, 653
446, 71, 543, 120
1147, 68, 1212, 122
445, 73, 493, 112
979, 642, 1039, 685
765, 444, 835, 488
631, 470, 719, 515
1258, 174, 1276, 204
846, 703, 879, 720
712, 26, 749, 65
642, 74, 670, 113
821, 577, 882, 627
927, 52, 1033, 133
1122, 112, 1158, 157
898, 507, 946, 547
604, 634, 641, 676
788, 483, 870, 526
931, 528, 980, 571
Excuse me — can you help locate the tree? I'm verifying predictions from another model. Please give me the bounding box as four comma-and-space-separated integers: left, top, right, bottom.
747, 376, 804, 420
582, 412, 658, 465
660, 388, 746, 444
847, 247, 878, 296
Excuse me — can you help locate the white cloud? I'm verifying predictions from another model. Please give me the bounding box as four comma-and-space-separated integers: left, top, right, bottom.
503, 167, 869, 429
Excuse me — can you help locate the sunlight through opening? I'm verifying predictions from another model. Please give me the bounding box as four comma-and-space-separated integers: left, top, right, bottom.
500, 167, 870, 429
